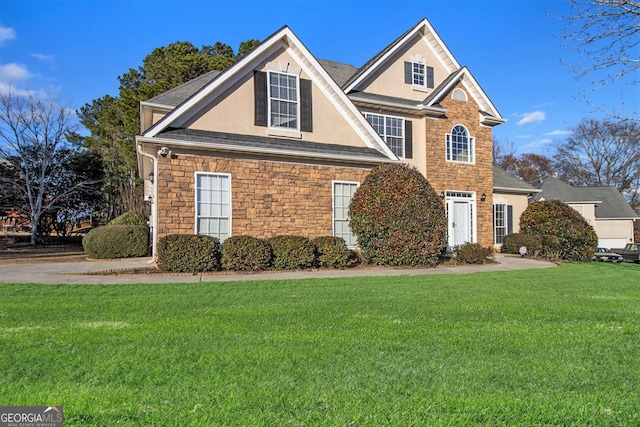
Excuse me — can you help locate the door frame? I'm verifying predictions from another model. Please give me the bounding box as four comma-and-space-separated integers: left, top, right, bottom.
445, 190, 477, 247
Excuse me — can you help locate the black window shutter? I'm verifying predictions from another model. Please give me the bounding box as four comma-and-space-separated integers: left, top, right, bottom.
300, 79, 312, 132
404, 120, 413, 159
404, 61, 412, 84
254, 71, 267, 127
426, 66, 434, 89
507, 205, 514, 235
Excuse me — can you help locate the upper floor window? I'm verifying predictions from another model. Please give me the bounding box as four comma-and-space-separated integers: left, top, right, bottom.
269, 71, 299, 130
365, 113, 405, 158
404, 61, 434, 89
446, 124, 475, 163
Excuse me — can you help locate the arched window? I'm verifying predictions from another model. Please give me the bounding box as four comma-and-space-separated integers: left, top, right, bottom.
446, 124, 474, 163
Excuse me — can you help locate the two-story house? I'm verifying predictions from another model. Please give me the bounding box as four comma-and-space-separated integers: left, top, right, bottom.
136, 19, 506, 257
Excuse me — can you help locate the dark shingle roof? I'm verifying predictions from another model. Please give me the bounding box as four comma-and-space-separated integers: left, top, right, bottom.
317, 59, 358, 87
155, 128, 391, 163
348, 91, 424, 109
145, 70, 222, 107
530, 176, 638, 219
493, 166, 539, 193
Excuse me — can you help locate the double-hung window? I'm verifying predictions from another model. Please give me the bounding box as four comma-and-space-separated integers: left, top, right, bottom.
195, 173, 231, 242
494, 203, 507, 245
365, 113, 404, 158
446, 124, 475, 163
333, 181, 359, 247
269, 71, 299, 130
412, 62, 425, 87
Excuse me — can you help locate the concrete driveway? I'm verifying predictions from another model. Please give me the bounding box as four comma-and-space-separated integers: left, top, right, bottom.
0, 253, 556, 285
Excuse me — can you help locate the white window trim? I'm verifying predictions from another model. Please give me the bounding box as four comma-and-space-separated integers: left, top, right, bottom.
445, 124, 475, 164
194, 172, 232, 242
410, 55, 427, 92
365, 112, 405, 159
494, 203, 507, 245
267, 70, 301, 138
332, 180, 360, 248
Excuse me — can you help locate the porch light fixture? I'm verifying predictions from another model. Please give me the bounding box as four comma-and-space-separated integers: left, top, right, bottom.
480, 193, 486, 202
149, 172, 154, 183
440, 191, 445, 199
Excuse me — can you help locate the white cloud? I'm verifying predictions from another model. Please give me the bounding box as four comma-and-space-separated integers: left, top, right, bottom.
0, 82, 33, 96
543, 129, 573, 136
516, 111, 546, 126
522, 138, 553, 150
0, 63, 31, 81
31, 53, 54, 62
0, 26, 16, 43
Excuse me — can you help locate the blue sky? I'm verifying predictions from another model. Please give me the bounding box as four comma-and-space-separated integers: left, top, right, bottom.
0, 0, 635, 155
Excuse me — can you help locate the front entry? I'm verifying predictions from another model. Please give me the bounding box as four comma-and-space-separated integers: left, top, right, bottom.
446, 191, 476, 247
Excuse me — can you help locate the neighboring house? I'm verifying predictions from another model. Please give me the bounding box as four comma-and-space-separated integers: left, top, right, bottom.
492, 165, 541, 249
136, 19, 505, 257
530, 176, 638, 248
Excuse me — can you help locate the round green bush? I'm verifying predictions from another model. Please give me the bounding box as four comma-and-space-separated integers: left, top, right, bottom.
221, 236, 272, 271
267, 235, 316, 270
502, 233, 561, 260
83, 225, 149, 259
108, 211, 149, 226
157, 234, 221, 273
311, 236, 350, 268
454, 242, 494, 264
520, 200, 598, 262
349, 164, 447, 267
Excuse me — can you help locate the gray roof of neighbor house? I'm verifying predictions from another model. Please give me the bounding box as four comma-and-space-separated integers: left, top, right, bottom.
153, 128, 392, 163
493, 166, 540, 194
145, 70, 222, 108
530, 176, 638, 219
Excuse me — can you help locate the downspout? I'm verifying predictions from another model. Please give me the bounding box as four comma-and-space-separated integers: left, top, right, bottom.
137, 142, 159, 264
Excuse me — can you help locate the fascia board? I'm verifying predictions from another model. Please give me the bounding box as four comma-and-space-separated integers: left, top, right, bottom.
459, 70, 504, 120
136, 136, 397, 165
493, 186, 542, 193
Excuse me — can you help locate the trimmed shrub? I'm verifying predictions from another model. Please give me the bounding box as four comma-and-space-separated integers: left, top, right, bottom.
312, 236, 350, 268
221, 236, 272, 271
83, 225, 149, 259
108, 211, 148, 226
502, 233, 561, 260
157, 234, 221, 273
267, 235, 316, 270
349, 164, 447, 267
454, 242, 494, 264
520, 200, 598, 262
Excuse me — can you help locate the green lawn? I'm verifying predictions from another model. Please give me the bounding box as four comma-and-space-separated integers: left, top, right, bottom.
1, 262, 639, 426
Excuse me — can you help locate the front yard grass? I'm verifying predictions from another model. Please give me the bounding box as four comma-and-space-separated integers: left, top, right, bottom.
1, 262, 639, 426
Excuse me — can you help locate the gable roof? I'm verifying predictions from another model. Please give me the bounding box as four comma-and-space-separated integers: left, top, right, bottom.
342, 18, 504, 122
141, 25, 397, 160
530, 176, 638, 220
317, 59, 358, 87
493, 166, 540, 194
143, 70, 222, 109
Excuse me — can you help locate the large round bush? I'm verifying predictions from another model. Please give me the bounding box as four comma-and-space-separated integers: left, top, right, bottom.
157, 234, 221, 273
221, 236, 272, 271
83, 225, 149, 259
349, 164, 447, 266
520, 200, 598, 261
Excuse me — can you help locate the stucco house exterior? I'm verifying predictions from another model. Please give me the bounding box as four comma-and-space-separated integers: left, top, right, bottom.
492, 165, 541, 249
530, 176, 638, 248
136, 19, 506, 257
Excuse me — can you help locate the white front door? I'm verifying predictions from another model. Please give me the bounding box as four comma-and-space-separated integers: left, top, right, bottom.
452, 201, 470, 246
446, 191, 476, 247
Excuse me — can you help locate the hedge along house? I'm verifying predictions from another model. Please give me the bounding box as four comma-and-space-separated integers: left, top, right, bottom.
136, 19, 506, 257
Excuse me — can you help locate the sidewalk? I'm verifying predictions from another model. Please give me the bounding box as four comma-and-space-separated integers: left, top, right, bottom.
0, 254, 556, 285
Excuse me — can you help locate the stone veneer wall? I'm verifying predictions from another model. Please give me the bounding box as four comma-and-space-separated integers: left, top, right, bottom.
155, 155, 372, 240
424, 81, 495, 247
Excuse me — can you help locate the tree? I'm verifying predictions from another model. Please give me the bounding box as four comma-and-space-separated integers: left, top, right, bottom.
493, 137, 555, 182
0, 88, 103, 244
559, 0, 640, 120
555, 118, 640, 212
79, 39, 260, 220
349, 164, 447, 267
